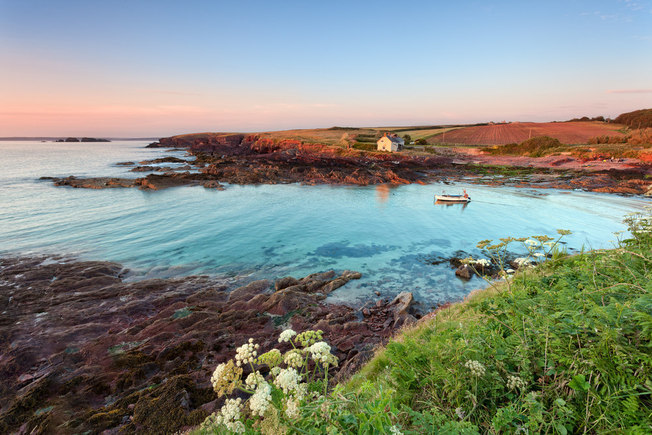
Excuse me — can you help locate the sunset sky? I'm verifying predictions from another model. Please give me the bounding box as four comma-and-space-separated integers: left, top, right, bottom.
1, 0, 651, 137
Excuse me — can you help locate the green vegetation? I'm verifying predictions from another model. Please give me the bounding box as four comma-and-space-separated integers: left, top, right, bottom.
196, 209, 651, 433
341, 209, 651, 433
615, 108, 652, 129
485, 136, 566, 157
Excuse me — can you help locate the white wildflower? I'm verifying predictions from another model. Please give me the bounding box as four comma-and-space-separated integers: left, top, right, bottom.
464, 360, 486, 377
235, 338, 259, 366
249, 382, 272, 417
285, 397, 300, 420
274, 367, 301, 395
284, 349, 304, 368
217, 398, 245, 433
507, 374, 527, 390
210, 360, 242, 396
506, 268, 515, 274
245, 371, 265, 390
389, 425, 404, 435
278, 329, 297, 343
455, 407, 466, 419
533, 252, 545, 258
525, 239, 538, 246
513, 257, 532, 267
472, 258, 491, 267
210, 362, 227, 389
308, 341, 337, 367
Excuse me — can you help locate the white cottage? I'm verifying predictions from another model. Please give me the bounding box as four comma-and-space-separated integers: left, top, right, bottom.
376, 133, 405, 152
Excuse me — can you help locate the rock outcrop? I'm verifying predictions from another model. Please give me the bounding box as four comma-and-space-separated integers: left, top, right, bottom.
0, 256, 409, 434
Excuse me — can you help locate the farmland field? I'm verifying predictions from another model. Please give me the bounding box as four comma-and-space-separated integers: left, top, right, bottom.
428, 121, 626, 145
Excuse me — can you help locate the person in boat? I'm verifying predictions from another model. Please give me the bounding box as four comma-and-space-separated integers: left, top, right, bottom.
463, 189, 468, 198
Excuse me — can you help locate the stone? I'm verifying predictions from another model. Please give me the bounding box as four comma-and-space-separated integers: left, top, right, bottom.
274, 276, 299, 291
455, 264, 473, 280
388, 292, 414, 317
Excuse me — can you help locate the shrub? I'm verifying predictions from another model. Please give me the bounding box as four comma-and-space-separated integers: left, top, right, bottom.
614, 108, 652, 129
485, 136, 564, 157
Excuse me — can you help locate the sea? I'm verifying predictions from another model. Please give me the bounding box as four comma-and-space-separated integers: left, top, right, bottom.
1, 140, 649, 308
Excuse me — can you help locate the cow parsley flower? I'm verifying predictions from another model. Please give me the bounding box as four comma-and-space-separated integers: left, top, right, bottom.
278, 329, 297, 343
285, 397, 300, 420
507, 374, 527, 390
211, 360, 243, 397
473, 258, 491, 267
284, 349, 305, 368
235, 338, 259, 366
296, 330, 323, 347
217, 398, 245, 433
245, 371, 265, 390
464, 360, 486, 377
308, 341, 335, 367
257, 348, 282, 368
274, 367, 301, 395
514, 257, 532, 267
249, 382, 272, 417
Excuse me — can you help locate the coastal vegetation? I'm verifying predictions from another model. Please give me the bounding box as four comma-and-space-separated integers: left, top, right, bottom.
485, 135, 651, 161
614, 108, 652, 130
194, 209, 652, 433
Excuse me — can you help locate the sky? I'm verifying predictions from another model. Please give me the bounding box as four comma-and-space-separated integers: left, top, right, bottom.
1, 0, 651, 137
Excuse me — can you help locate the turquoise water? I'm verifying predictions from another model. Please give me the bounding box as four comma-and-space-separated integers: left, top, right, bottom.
1, 141, 649, 308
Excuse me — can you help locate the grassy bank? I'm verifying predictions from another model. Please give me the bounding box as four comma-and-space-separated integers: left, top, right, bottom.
337, 210, 651, 434
197, 209, 651, 434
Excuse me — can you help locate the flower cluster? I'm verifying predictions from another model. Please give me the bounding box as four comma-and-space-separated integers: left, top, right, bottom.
513, 257, 533, 268
464, 360, 486, 377
211, 360, 243, 397
235, 338, 259, 367
472, 258, 491, 267
309, 341, 338, 368
209, 398, 245, 433
285, 397, 300, 420
278, 328, 297, 343
296, 329, 323, 347
274, 367, 302, 395
249, 382, 272, 417
257, 348, 282, 368
507, 374, 527, 390
284, 349, 304, 368
245, 371, 265, 390
202, 328, 338, 433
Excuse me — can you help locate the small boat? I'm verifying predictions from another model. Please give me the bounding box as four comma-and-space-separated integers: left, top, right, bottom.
435, 189, 471, 203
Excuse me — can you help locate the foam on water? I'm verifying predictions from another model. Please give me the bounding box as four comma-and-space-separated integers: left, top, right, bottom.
1, 141, 649, 307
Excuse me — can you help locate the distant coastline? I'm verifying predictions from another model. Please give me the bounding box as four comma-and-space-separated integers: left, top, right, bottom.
0, 137, 159, 141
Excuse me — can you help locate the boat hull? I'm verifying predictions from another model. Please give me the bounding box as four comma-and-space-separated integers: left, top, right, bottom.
434, 195, 471, 203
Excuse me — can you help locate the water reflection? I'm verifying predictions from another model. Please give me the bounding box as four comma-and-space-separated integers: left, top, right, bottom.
376, 184, 391, 204
434, 199, 469, 211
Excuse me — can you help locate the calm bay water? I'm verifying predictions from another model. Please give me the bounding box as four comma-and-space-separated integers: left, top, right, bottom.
1, 141, 649, 308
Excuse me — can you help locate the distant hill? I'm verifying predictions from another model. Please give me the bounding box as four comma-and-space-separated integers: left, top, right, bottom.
614, 108, 652, 129
426, 121, 626, 145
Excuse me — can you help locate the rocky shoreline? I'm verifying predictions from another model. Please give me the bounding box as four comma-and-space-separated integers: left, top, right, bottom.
40, 133, 651, 195
0, 256, 422, 434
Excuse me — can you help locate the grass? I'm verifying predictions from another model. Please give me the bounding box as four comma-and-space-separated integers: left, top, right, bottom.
338, 210, 651, 433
